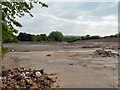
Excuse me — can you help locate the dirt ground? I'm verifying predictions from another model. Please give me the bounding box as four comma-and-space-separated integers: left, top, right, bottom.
1, 41, 119, 88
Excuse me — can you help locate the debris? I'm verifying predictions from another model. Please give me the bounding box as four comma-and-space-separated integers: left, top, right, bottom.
56, 85, 60, 87
92, 56, 94, 58
46, 54, 51, 56
0, 68, 58, 89
104, 66, 107, 68
82, 64, 87, 67
36, 71, 41, 76
12, 49, 15, 52
49, 73, 57, 76
94, 49, 119, 57
112, 68, 116, 71
69, 64, 74, 65
82, 45, 101, 48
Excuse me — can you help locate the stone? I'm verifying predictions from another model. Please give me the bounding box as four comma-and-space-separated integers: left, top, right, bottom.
1, 68, 58, 89
46, 54, 51, 56
94, 49, 119, 57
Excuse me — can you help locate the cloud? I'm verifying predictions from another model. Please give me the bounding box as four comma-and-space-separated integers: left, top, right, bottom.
102, 15, 118, 21
43, 0, 119, 2
16, 2, 118, 36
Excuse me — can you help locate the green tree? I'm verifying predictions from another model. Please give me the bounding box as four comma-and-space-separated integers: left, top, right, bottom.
31, 35, 37, 41
40, 34, 47, 41
48, 31, 64, 42
17, 32, 29, 41
17, 32, 37, 41
118, 32, 120, 37
36, 34, 42, 41
3, 29, 18, 43
81, 36, 86, 40
85, 35, 91, 40
91, 35, 100, 39
1, 1, 48, 42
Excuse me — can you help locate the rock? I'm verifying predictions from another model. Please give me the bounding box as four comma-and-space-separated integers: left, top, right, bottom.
83, 64, 87, 67
112, 68, 116, 71
94, 49, 119, 57
46, 54, 51, 56
56, 85, 60, 87
35, 71, 41, 77
12, 50, 14, 52
104, 66, 107, 68
69, 64, 73, 65
92, 56, 94, 58
1, 68, 58, 89
37, 69, 44, 74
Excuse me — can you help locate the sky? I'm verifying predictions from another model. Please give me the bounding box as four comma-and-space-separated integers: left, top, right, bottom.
15, 1, 118, 36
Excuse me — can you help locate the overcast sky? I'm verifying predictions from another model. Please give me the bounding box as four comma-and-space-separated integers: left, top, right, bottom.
16, 2, 118, 36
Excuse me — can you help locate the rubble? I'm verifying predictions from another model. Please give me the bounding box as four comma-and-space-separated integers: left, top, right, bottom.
46, 54, 51, 56
0, 68, 58, 89
94, 49, 119, 57
82, 45, 101, 48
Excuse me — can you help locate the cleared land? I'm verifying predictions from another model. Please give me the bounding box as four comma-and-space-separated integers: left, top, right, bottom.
2, 39, 119, 88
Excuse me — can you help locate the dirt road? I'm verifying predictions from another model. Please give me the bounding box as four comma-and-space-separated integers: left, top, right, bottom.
2, 42, 118, 88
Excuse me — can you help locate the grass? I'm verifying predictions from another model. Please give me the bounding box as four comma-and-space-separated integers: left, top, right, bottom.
0, 47, 11, 58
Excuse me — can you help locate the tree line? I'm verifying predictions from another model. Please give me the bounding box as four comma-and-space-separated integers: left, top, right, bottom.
17, 31, 64, 42
3, 31, 120, 43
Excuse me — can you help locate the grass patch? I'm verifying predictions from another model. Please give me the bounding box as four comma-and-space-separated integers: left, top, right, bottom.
0, 47, 11, 58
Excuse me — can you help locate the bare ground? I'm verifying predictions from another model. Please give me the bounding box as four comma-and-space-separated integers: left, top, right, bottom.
1, 42, 118, 88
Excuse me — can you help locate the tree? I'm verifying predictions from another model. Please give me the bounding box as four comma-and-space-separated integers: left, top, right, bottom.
81, 36, 86, 40
85, 35, 91, 40
17, 32, 37, 41
40, 34, 47, 41
64, 36, 81, 42
31, 35, 37, 41
3, 29, 18, 43
36, 34, 42, 41
48, 31, 64, 42
17, 32, 28, 41
1, 1, 48, 42
90, 35, 100, 39
118, 32, 120, 37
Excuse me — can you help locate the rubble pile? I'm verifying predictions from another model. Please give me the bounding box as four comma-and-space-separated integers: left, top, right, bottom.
94, 49, 119, 57
0, 68, 57, 89
82, 45, 101, 48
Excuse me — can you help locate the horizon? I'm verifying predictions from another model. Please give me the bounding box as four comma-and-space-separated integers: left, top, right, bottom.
16, 31, 119, 37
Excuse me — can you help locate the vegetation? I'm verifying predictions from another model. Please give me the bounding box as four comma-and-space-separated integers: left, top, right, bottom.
39, 34, 48, 41
48, 31, 64, 42
3, 29, 18, 43
17, 32, 48, 42
17, 31, 64, 42
65, 33, 119, 42
0, 47, 11, 58
2, 1, 48, 43
15, 31, 120, 43
1, 1, 48, 57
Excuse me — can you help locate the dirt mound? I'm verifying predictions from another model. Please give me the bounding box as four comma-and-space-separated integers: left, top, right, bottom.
94, 49, 119, 57
0, 68, 58, 89
81, 45, 101, 48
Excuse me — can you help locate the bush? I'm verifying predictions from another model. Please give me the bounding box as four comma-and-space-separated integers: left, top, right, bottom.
48, 31, 64, 42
